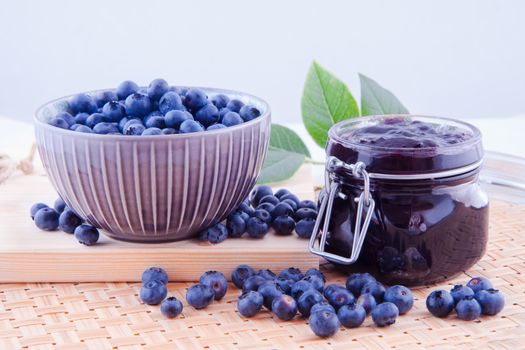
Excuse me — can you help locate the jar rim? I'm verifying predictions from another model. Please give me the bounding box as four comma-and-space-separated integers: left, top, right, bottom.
328, 114, 482, 153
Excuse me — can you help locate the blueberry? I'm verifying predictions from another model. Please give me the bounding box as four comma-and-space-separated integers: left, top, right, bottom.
211, 94, 230, 109
311, 302, 336, 315
450, 284, 475, 305
140, 280, 168, 305
227, 212, 246, 238
142, 267, 169, 285
95, 90, 118, 108
53, 198, 66, 213
295, 218, 316, 239
294, 208, 317, 221
302, 275, 324, 293
357, 293, 377, 315
48, 117, 69, 129
74, 224, 99, 245
256, 269, 276, 281
144, 116, 166, 129
200, 223, 228, 244
281, 199, 298, 211
238, 202, 255, 216
237, 290, 263, 317
474, 288, 505, 315
116, 80, 139, 100
76, 125, 93, 133
275, 278, 294, 295
297, 289, 324, 317
86, 113, 111, 128
232, 264, 255, 289
246, 217, 269, 238
207, 123, 226, 130
93, 122, 119, 134
160, 297, 183, 318
272, 294, 297, 321
226, 99, 244, 113
272, 215, 295, 235
327, 287, 354, 311
124, 122, 146, 135
184, 89, 208, 112
239, 105, 261, 122
291, 280, 313, 300
371, 302, 399, 327
70, 123, 82, 131
102, 101, 126, 122
58, 208, 83, 234
274, 189, 291, 199
70, 93, 97, 114
304, 268, 325, 282
279, 193, 300, 207
200, 271, 228, 300
147, 79, 169, 101
161, 128, 177, 135
383, 285, 413, 314
34, 207, 59, 231
253, 209, 272, 225
30, 203, 48, 220
74, 112, 89, 125
323, 284, 346, 299
426, 290, 455, 317
298, 200, 317, 210
256, 202, 275, 214
346, 273, 376, 297
249, 186, 273, 207
259, 195, 280, 206
466, 276, 493, 293
309, 310, 340, 337
55, 112, 75, 126
222, 111, 243, 127
456, 296, 481, 321
142, 127, 162, 136
242, 275, 267, 293
125, 93, 152, 117
271, 202, 294, 220
218, 107, 231, 121
179, 119, 204, 133
361, 281, 386, 302
258, 282, 283, 309
278, 267, 303, 282
164, 110, 192, 129
338, 303, 366, 328
195, 104, 219, 127
186, 284, 215, 309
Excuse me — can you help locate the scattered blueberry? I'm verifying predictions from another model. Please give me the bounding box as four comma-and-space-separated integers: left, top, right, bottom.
160, 297, 183, 318
450, 284, 475, 305
237, 291, 263, 317
58, 209, 83, 234
356, 293, 377, 315
272, 215, 295, 235
297, 289, 324, 317
271, 202, 294, 219
258, 282, 283, 309
295, 218, 316, 238
74, 224, 99, 245
309, 310, 340, 337
256, 202, 275, 214
324, 284, 345, 300
298, 200, 317, 210
256, 269, 276, 281
294, 208, 317, 221
227, 212, 246, 238
249, 186, 273, 207
291, 280, 313, 300
246, 217, 269, 238
30, 203, 48, 220
310, 301, 336, 314
456, 296, 482, 321
272, 294, 298, 321
274, 189, 291, 199
327, 287, 354, 310
383, 285, 413, 314
200, 271, 228, 300
200, 223, 228, 244
140, 280, 168, 305
34, 207, 60, 231
279, 193, 300, 207
346, 273, 376, 297
253, 209, 272, 225
232, 264, 255, 289
278, 267, 303, 282
275, 278, 294, 295
186, 284, 215, 309
259, 195, 280, 206
426, 290, 455, 317
242, 275, 267, 293
142, 267, 169, 285
337, 303, 366, 328
474, 289, 505, 315
361, 281, 385, 302
281, 198, 298, 211
304, 268, 325, 282
302, 275, 324, 293
371, 302, 399, 327
466, 276, 493, 293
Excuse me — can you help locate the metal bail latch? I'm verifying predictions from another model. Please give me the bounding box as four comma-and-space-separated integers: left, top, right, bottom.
308, 156, 376, 265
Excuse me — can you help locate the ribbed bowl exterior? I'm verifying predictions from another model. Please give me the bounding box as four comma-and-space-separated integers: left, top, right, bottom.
34, 87, 271, 242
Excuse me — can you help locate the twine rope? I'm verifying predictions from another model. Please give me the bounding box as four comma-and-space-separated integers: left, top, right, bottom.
0, 144, 36, 184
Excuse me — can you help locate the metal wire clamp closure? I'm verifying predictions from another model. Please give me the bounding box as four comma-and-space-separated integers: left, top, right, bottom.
308, 156, 375, 264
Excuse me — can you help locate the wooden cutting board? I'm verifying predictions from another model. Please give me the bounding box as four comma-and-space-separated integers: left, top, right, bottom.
0, 166, 318, 283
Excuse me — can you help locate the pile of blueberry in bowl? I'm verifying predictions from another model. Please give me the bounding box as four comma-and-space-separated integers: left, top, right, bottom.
34, 79, 271, 243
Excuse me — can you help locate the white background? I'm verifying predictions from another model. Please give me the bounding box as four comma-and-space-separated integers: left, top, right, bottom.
1, 0, 524, 124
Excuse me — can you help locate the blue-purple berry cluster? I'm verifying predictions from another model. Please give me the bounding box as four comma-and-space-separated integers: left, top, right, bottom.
46, 79, 261, 135
139, 267, 183, 318
199, 185, 318, 243
426, 276, 504, 320
185, 271, 228, 310
30, 199, 99, 246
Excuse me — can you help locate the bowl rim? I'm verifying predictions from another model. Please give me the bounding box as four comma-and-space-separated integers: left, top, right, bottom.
34, 86, 271, 139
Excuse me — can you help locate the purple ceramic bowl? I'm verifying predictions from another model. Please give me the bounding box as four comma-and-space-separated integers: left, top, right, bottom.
34, 87, 271, 243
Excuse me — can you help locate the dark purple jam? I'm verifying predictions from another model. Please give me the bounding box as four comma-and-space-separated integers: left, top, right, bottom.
323, 116, 488, 286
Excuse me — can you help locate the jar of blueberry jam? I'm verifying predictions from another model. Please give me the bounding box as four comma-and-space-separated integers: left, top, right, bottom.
309, 115, 488, 286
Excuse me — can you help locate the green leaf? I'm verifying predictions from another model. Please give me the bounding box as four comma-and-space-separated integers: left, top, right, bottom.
359, 73, 409, 116
258, 123, 310, 183
269, 124, 310, 158
301, 61, 359, 148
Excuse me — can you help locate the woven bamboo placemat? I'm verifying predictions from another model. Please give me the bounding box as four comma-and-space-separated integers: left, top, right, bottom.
1, 200, 524, 350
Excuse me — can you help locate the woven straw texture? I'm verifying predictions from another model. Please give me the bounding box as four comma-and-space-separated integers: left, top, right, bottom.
1, 200, 524, 350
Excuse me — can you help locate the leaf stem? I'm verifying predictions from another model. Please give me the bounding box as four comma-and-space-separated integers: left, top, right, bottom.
304, 158, 325, 166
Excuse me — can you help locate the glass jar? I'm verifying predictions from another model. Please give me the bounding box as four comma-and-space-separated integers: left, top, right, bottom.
309, 115, 489, 286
